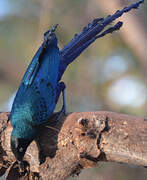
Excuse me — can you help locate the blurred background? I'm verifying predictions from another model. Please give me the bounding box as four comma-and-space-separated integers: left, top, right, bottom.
0, 0, 147, 179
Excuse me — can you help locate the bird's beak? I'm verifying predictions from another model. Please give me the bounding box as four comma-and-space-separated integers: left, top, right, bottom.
17, 160, 24, 172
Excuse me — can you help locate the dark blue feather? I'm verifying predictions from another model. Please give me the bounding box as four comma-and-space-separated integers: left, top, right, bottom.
58, 0, 144, 82
10, 30, 60, 140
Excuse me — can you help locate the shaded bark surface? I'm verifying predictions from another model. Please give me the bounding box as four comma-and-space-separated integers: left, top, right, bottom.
0, 111, 147, 180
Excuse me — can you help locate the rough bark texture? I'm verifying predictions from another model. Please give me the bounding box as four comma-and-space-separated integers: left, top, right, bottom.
0, 111, 147, 180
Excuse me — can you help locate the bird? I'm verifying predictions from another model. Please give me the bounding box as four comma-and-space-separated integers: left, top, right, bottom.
10, 24, 66, 168
10, 0, 143, 169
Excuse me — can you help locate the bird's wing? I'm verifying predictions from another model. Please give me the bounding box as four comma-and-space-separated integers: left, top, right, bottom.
22, 25, 58, 86
34, 85, 55, 124
27, 81, 55, 125
21, 45, 44, 86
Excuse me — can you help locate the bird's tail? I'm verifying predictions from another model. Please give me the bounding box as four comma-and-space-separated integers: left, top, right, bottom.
58, 0, 144, 81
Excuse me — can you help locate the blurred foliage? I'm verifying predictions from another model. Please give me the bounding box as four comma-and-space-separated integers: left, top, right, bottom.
0, 0, 147, 179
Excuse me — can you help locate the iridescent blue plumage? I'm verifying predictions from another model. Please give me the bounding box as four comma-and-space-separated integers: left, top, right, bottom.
10, 25, 65, 162
58, 0, 144, 82
11, 29, 60, 135
10, 0, 144, 165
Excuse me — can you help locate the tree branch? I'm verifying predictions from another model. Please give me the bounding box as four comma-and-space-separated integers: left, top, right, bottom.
0, 111, 146, 179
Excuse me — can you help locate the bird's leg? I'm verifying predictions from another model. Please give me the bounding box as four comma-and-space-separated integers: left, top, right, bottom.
61, 86, 66, 114
55, 82, 67, 120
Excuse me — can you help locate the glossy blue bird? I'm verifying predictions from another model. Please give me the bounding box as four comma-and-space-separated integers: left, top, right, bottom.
10, 24, 66, 166
10, 0, 144, 168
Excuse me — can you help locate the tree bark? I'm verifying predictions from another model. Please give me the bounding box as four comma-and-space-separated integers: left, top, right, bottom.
0, 111, 147, 180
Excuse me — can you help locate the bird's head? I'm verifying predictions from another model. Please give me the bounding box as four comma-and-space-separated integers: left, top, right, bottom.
10, 135, 32, 164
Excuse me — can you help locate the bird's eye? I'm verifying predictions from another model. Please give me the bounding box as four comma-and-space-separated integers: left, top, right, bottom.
19, 147, 23, 152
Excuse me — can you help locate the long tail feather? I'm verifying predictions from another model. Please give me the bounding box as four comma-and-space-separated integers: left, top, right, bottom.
58, 0, 144, 81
